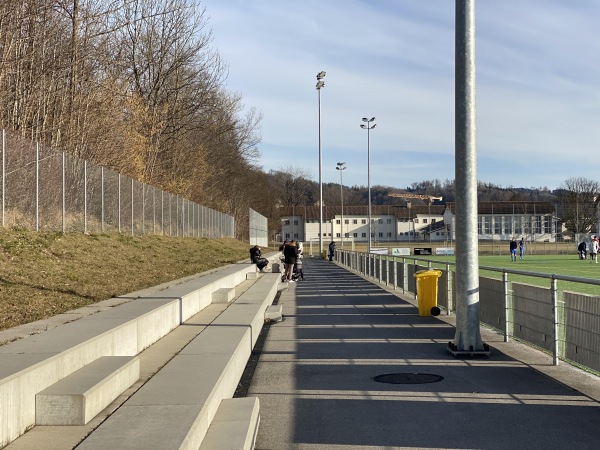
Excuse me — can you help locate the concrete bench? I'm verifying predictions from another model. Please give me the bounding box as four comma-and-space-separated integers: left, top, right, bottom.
212, 287, 236, 304
265, 304, 283, 322
36, 356, 139, 425
199, 397, 260, 450
0, 263, 256, 448
77, 273, 280, 449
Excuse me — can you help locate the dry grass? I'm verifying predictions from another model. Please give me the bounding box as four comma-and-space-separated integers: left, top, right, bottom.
0, 228, 254, 331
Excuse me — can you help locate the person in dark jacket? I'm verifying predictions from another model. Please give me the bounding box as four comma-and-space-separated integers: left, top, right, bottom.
328, 241, 336, 261
249, 245, 268, 271
578, 241, 587, 260
509, 238, 517, 262
283, 240, 298, 282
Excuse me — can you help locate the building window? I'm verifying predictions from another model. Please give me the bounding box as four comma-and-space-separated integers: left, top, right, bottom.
294, 220, 298, 225
294, 233, 298, 239
336, 219, 340, 224
345, 219, 349, 224
414, 219, 419, 224
284, 220, 290, 225
387, 219, 392, 224
431, 218, 436, 224
378, 232, 383, 238
378, 219, 383, 224
387, 232, 392, 237
336, 233, 340, 237
362, 219, 366, 224
423, 219, 428, 224
353, 233, 358, 238
285, 233, 290, 239
362, 233, 366, 238
535, 216, 542, 234
353, 219, 357, 224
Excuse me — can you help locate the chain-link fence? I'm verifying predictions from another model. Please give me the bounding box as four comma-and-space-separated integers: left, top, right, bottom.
1, 130, 234, 238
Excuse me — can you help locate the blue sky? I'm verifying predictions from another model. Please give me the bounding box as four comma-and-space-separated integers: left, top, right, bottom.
201, 0, 600, 191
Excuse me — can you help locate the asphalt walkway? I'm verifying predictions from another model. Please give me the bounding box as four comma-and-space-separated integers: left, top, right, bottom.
248, 258, 600, 450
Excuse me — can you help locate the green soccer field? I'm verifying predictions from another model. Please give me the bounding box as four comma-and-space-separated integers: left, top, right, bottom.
423, 254, 600, 296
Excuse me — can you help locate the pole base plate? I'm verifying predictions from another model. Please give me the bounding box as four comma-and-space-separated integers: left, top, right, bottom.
447, 341, 491, 357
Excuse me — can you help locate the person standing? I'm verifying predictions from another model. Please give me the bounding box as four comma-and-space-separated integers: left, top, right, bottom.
509, 238, 517, 262
328, 241, 336, 261
590, 236, 599, 263
518, 238, 525, 260
283, 240, 298, 282
578, 241, 587, 260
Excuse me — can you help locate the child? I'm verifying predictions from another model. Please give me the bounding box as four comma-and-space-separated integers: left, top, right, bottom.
295, 256, 304, 281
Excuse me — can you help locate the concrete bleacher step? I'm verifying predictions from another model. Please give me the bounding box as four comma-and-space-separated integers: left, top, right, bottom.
36, 356, 140, 425
75, 273, 279, 450
265, 304, 283, 322
199, 397, 260, 450
212, 287, 236, 304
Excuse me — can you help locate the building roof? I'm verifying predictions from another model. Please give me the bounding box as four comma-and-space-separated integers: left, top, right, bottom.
281, 201, 556, 220
445, 201, 555, 215
280, 205, 445, 220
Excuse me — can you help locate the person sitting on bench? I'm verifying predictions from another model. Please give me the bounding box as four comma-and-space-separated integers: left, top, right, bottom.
249, 245, 268, 271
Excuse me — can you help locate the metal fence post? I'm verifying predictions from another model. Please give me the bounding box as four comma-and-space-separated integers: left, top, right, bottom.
2, 129, 4, 227
36, 143, 39, 231
142, 183, 145, 235
118, 173, 121, 233
503, 270, 509, 343
62, 152, 65, 233
446, 262, 451, 315
131, 178, 134, 236
84, 160, 87, 233
101, 167, 105, 232
552, 276, 559, 366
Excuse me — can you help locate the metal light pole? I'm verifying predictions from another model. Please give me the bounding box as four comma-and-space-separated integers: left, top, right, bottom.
361, 117, 376, 253
316, 71, 326, 258
450, 0, 488, 355
336, 162, 346, 247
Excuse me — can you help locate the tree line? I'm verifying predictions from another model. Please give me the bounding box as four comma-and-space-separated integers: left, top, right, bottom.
2, 1, 597, 240
0, 0, 278, 240
269, 169, 600, 235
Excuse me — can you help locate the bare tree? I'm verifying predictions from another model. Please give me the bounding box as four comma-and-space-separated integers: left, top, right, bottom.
557, 177, 600, 234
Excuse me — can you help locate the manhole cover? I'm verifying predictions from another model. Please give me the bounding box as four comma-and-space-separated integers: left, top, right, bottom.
373, 373, 444, 384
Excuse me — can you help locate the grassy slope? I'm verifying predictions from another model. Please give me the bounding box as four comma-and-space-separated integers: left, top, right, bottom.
0, 229, 253, 331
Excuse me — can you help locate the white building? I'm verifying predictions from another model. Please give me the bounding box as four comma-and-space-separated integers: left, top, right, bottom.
279, 201, 559, 245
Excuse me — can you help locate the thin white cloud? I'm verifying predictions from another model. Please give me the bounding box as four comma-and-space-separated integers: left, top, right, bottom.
202, 0, 600, 190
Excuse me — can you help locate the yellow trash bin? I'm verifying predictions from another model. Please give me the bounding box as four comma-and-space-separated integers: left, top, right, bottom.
414, 269, 442, 316
322, 249, 328, 259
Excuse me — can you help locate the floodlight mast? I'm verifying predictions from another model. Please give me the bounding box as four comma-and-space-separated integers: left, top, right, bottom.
451, 0, 488, 356
316, 71, 326, 257
336, 162, 347, 247
360, 117, 376, 254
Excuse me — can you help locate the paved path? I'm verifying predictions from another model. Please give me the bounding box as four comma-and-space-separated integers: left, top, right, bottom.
249, 258, 600, 450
